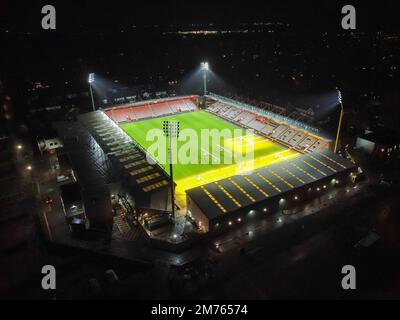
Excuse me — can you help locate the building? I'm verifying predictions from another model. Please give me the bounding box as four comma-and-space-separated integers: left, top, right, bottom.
186, 148, 356, 233
356, 131, 400, 160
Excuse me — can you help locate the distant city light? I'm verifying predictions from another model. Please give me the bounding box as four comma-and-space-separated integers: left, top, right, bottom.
294, 196, 298, 200
16, 144, 22, 150
26, 165, 32, 171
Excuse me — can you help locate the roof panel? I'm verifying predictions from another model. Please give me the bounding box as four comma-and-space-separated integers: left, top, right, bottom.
205, 183, 239, 213
231, 175, 270, 201
219, 178, 255, 207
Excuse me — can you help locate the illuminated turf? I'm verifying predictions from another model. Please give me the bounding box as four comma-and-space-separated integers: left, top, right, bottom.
120, 111, 299, 207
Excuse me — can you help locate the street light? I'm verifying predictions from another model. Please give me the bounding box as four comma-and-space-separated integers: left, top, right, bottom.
200, 62, 209, 96
88, 73, 95, 111
334, 88, 344, 153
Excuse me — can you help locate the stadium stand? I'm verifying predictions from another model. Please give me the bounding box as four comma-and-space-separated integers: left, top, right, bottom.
133, 105, 154, 119
79, 111, 171, 197
106, 107, 136, 123
104, 96, 198, 124
298, 136, 317, 150
150, 102, 172, 117
288, 132, 306, 147
247, 119, 266, 132
271, 124, 289, 139
261, 123, 278, 136
206, 98, 331, 153
306, 140, 330, 152
186, 147, 356, 233
234, 111, 256, 125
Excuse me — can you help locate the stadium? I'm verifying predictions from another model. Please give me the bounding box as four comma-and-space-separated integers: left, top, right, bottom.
76, 87, 356, 235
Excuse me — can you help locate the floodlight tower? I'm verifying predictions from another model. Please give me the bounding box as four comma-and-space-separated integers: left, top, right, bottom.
162, 120, 180, 221
334, 88, 344, 153
201, 62, 209, 96
88, 73, 95, 111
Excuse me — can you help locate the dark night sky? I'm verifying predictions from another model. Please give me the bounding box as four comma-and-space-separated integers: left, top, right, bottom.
1, 1, 400, 32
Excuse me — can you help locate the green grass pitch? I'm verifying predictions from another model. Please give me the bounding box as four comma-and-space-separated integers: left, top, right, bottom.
120, 110, 288, 182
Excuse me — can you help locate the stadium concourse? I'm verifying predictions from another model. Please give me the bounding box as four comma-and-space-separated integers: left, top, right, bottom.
93, 93, 355, 234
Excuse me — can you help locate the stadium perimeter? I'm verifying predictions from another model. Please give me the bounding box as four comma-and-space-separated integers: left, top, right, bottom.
88, 94, 356, 234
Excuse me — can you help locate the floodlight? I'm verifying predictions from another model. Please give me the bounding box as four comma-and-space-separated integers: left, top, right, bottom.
337, 89, 342, 104
88, 73, 95, 84
201, 62, 209, 71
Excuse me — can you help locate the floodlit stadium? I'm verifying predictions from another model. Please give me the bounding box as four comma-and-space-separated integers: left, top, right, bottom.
79, 88, 355, 234
86, 89, 355, 232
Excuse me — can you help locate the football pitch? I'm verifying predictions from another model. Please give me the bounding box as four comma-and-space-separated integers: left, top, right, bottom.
121, 111, 299, 205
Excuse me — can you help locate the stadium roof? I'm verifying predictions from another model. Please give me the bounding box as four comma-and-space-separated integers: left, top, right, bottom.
186, 148, 356, 220
78, 111, 171, 195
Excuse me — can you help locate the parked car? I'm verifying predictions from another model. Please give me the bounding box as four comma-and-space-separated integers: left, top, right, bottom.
42, 196, 53, 205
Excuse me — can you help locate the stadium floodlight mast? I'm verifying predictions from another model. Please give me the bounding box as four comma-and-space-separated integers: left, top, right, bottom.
201, 62, 209, 96
334, 88, 344, 153
162, 120, 180, 221
88, 73, 95, 111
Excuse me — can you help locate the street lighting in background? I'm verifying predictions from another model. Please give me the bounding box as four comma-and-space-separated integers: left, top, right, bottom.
334, 88, 344, 153
88, 73, 95, 111
200, 62, 209, 96
16, 144, 22, 150
26, 165, 32, 171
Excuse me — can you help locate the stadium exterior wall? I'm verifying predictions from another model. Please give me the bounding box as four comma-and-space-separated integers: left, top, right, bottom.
186, 196, 210, 233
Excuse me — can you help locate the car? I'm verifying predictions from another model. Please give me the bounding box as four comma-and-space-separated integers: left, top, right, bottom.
43, 196, 53, 205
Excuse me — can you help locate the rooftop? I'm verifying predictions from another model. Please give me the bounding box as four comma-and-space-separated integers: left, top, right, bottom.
186, 148, 356, 220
